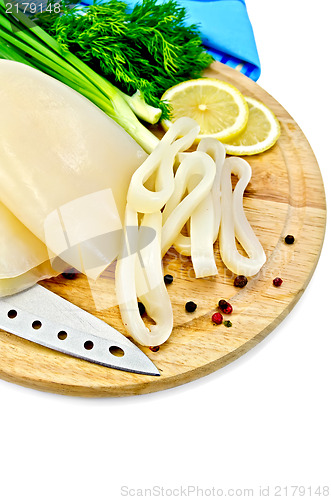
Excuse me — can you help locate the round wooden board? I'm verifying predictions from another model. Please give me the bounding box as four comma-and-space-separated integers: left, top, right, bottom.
0, 62, 326, 397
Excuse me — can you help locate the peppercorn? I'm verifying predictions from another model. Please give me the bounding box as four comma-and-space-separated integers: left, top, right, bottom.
164, 274, 173, 285
149, 345, 160, 352
62, 268, 78, 279
273, 277, 283, 287
185, 301, 197, 312
224, 320, 232, 328
212, 312, 223, 324
218, 299, 233, 314
234, 275, 248, 288
285, 234, 295, 244
138, 302, 146, 316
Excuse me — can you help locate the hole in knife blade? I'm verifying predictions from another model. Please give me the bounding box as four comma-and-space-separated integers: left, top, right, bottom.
7, 310, 17, 319
84, 340, 94, 350
109, 346, 125, 357
32, 320, 42, 330
58, 331, 67, 340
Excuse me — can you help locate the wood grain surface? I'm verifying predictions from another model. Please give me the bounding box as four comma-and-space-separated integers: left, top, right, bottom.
0, 62, 326, 397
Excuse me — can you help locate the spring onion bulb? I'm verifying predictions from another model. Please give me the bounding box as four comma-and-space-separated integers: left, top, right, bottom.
219, 156, 266, 276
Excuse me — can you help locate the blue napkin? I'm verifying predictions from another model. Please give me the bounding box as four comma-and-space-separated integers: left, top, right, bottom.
176, 0, 261, 80
79, 0, 261, 80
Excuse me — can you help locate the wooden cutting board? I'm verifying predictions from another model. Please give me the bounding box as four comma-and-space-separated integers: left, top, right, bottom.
0, 62, 326, 397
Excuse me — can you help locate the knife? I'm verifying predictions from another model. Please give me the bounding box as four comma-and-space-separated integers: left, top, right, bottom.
0, 284, 159, 376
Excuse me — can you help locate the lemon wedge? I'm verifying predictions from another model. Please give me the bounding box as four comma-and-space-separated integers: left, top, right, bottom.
222, 96, 281, 155
161, 78, 249, 142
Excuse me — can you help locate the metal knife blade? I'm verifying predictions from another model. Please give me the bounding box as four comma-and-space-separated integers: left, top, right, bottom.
0, 284, 159, 376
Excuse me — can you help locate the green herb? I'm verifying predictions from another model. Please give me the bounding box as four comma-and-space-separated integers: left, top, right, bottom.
0, 1, 160, 152
36, 0, 213, 115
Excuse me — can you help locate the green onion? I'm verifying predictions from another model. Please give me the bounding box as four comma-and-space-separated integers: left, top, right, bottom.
0, 1, 160, 152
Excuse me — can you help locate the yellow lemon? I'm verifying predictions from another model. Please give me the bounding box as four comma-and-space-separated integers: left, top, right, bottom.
161, 78, 249, 142
222, 96, 281, 155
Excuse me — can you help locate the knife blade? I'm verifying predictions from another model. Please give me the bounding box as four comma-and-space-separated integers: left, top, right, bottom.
0, 284, 159, 376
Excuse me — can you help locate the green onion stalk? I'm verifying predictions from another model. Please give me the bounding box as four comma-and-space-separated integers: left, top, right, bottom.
0, 1, 160, 152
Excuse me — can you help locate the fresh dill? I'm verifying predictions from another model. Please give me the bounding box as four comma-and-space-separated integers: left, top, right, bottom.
36, 0, 214, 118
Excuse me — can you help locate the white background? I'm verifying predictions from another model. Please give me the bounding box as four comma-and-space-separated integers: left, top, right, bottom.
1, 1, 330, 499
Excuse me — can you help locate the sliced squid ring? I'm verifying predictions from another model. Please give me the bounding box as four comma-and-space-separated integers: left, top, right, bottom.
219, 156, 266, 276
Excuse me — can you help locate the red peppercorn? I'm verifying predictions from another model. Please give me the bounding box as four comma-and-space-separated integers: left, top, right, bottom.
273, 277, 283, 287
149, 345, 160, 352
218, 299, 233, 314
212, 312, 223, 325
223, 304, 233, 314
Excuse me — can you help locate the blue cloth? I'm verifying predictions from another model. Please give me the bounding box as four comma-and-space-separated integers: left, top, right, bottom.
79, 0, 261, 81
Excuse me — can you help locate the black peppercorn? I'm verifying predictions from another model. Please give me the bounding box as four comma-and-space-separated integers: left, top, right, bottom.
149, 345, 160, 352
285, 234, 295, 244
185, 301, 197, 312
62, 268, 78, 279
234, 275, 248, 288
218, 299, 228, 309
138, 302, 146, 316
164, 274, 173, 285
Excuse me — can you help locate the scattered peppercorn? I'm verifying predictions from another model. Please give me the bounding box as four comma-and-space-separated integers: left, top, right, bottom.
164, 274, 173, 285
185, 301, 197, 312
218, 299, 233, 314
138, 302, 146, 316
224, 320, 232, 328
234, 275, 248, 288
285, 234, 295, 244
212, 312, 223, 324
149, 345, 160, 352
273, 277, 283, 287
62, 268, 78, 279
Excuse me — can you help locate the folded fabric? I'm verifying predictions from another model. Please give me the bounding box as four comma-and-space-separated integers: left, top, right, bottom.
177, 0, 261, 80
79, 0, 261, 80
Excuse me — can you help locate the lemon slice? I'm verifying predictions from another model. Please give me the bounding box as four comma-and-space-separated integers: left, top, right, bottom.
161, 78, 249, 142
222, 96, 281, 155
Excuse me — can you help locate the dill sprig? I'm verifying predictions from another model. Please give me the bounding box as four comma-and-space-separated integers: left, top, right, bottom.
36, 0, 214, 118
